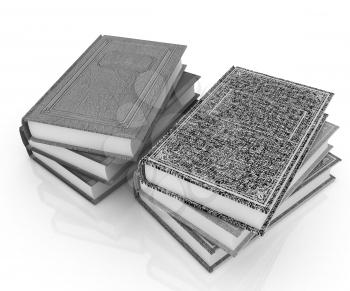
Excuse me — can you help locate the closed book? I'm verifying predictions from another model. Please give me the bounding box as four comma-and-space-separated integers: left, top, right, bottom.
26, 71, 200, 183
134, 152, 340, 272
20, 89, 198, 204
22, 35, 186, 159
141, 66, 333, 234
137, 114, 333, 256
137, 142, 337, 256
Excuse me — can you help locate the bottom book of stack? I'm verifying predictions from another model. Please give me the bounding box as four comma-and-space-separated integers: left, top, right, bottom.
133, 150, 340, 272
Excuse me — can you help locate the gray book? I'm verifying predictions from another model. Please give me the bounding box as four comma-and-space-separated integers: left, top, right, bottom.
134, 152, 340, 272
27, 71, 200, 183
20, 89, 198, 204
140, 66, 333, 235
22, 35, 186, 159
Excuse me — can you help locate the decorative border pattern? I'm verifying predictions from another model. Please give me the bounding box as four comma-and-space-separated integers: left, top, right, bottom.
142, 66, 333, 214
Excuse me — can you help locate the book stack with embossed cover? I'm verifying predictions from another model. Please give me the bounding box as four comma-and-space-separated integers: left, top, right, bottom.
20, 35, 201, 204
134, 66, 340, 272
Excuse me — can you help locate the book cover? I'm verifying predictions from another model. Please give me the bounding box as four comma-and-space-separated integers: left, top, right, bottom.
142, 66, 333, 234
22, 35, 186, 158
19, 93, 199, 203
27, 71, 200, 183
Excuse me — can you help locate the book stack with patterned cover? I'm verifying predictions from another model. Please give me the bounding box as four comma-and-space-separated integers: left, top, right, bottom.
134, 66, 341, 272
20, 35, 200, 204
19, 35, 340, 273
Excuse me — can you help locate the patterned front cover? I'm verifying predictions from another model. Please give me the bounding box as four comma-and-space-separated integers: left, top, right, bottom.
23, 35, 186, 140
143, 66, 333, 233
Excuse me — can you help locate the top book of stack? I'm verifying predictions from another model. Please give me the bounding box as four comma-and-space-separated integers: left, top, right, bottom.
140, 66, 333, 235
22, 35, 186, 159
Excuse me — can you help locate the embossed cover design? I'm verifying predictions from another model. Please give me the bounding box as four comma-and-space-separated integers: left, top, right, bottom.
23, 35, 186, 139
142, 66, 333, 233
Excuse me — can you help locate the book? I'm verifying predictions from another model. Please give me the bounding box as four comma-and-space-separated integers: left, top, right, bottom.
136, 113, 336, 256
26, 71, 200, 183
140, 66, 333, 235
20, 87, 199, 204
140, 114, 326, 245
134, 152, 340, 272
136, 142, 336, 255
22, 35, 186, 159
136, 106, 336, 256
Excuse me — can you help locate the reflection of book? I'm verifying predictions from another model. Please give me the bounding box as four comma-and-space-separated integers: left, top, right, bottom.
32, 165, 145, 253
22, 35, 186, 159
134, 152, 340, 272
141, 66, 333, 234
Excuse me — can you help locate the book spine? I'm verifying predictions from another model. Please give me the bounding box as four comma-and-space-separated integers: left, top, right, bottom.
19, 126, 33, 157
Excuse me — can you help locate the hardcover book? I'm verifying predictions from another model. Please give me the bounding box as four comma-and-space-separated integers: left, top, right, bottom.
134, 152, 340, 272
22, 35, 186, 159
141, 66, 333, 234
137, 145, 338, 255
27, 71, 200, 183
137, 111, 333, 256
20, 85, 198, 204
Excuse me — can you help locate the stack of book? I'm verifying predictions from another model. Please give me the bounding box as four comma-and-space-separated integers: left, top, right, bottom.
134, 66, 340, 272
20, 35, 200, 204
19, 35, 340, 273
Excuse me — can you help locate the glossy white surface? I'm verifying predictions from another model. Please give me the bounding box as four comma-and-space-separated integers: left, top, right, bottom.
1, 1, 349, 290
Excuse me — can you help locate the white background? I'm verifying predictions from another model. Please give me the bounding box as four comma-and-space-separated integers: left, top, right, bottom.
1, 0, 349, 290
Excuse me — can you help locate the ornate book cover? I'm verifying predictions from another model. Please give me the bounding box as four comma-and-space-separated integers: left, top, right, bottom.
137, 117, 334, 256
141, 66, 333, 234
22, 35, 186, 157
